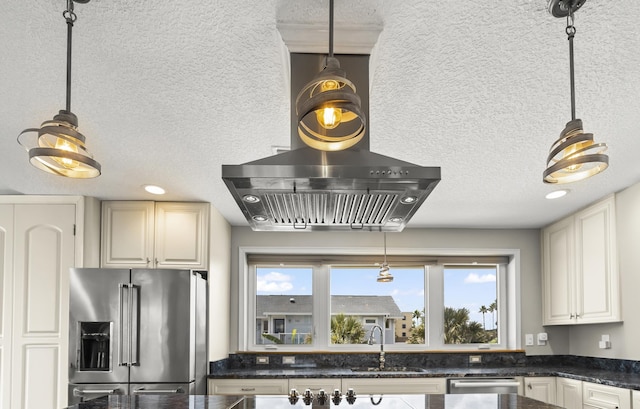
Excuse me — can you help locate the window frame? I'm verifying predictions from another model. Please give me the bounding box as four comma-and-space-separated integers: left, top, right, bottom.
238, 246, 520, 352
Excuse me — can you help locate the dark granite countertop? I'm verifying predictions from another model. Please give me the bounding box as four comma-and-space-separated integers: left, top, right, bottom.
65, 394, 563, 409
64, 394, 244, 409
207, 365, 640, 391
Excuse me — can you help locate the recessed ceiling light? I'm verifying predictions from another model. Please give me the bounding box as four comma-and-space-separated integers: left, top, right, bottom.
243, 195, 260, 203
546, 189, 569, 199
400, 196, 417, 204
144, 185, 166, 195
253, 215, 268, 222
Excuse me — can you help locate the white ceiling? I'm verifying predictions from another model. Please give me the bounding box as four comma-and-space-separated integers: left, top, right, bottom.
1, 0, 639, 229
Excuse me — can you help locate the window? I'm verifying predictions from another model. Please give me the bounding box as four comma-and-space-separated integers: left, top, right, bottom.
443, 266, 498, 345
245, 253, 512, 351
255, 267, 312, 345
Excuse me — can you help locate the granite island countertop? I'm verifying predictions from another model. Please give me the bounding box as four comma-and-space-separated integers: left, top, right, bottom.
208, 365, 640, 391
65, 394, 564, 409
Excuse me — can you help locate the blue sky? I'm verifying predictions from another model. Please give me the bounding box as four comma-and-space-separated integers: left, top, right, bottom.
257, 266, 497, 329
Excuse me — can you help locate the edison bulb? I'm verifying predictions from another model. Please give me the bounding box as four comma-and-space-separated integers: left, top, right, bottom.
561, 136, 591, 172
53, 137, 80, 169
315, 80, 343, 129
316, 107, 342, 129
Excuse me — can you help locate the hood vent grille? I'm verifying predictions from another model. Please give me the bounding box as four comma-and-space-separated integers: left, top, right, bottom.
264, 192, 398, 229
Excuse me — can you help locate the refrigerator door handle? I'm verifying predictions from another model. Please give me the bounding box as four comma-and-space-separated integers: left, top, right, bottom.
132, 387, 185, 395
130, 284, 140, 366
118, 283, 127, 366
73, 388, 120, 396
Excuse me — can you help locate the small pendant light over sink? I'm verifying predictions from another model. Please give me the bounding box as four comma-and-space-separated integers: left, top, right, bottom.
543, 0, 608, 184
17, 0, 101, 178
377, 233, 393, 283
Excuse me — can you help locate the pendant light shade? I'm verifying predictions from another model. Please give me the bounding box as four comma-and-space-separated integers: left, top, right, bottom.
543, 0, 607, 184
17, 0, 101, 178
296, 0, 366, 152
377, 233, 393, 283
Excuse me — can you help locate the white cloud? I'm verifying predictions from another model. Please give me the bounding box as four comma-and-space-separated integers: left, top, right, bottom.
257, 271, 294, 292
464, 273, 496, 284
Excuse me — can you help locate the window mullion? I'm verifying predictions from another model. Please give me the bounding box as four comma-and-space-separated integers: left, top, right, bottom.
314, 263, 330, 347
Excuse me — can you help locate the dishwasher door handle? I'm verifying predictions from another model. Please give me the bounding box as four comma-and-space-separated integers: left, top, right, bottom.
450, 381, 521, 388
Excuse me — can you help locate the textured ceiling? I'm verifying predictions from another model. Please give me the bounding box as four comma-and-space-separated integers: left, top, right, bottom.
1, 0, 639, 229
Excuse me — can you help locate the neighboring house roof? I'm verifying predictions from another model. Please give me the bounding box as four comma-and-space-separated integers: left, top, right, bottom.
256, 295, 403, 318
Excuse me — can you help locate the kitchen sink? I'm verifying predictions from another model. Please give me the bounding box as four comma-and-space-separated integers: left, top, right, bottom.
350, 366, 425, 373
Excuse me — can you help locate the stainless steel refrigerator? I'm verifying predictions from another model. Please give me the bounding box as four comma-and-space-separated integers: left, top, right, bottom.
68, 268, 207, 404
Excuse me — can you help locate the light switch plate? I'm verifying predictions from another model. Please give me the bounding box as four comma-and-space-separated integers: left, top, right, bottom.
525, 334, 534, 346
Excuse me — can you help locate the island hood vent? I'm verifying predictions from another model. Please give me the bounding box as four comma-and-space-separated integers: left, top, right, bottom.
222, 54, 441, 232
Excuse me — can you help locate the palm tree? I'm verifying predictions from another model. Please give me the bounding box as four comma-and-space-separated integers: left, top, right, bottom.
444, 307, 490, 344
478, 305, 488, 330
412, 309, 423, 327
331, 313, 365, 344
489, 300, 497, 330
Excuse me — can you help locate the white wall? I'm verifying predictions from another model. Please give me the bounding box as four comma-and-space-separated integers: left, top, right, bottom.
228, 227, 554, 354
567, 181, 640, 360
208, 205, 232, 361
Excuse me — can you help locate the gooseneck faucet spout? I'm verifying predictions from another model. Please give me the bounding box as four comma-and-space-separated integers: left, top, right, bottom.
367, 324, 385, 370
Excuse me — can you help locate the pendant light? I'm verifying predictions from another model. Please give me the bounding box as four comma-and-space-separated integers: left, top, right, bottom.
543, 0, 608, 184
295, 0, 366, 152
377, 233, 393, 283
17, 0, 101, 178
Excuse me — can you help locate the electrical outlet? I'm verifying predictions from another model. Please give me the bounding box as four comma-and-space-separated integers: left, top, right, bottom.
256, 356, 269, 364
283, 356, 296, 364
525, 334, 534, 346
469, 355, 482, 364
537, 332, 548, 346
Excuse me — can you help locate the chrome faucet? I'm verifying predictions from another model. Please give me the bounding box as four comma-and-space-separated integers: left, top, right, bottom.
367, 324, 385, 370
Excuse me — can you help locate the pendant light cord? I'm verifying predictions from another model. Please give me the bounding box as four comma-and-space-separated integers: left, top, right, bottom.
566, 6, 576, 121
63, 0, 77, 113
383, 233, 387, 265
328, 0, 334, 58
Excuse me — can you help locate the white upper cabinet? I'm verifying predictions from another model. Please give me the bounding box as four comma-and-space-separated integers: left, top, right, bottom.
101, 201, 209, 269
542, 195, 620, 325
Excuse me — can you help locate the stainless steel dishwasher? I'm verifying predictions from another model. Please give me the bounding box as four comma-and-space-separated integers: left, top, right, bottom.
447, 378, 520, 394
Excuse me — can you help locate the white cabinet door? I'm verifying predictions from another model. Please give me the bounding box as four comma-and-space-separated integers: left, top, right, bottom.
102, 201, 209, 269
523, 377, 556, 405
556, 377, 582, 409
582, 382, 631, 409
208, 378, 289, 395
542, 195, 620, 325
0, 205, 13, 409
101, 201, 155, 268
574, 198, 619, 324
632, 390, 640, 409
341, 378, 446, 395
155, 202, 209, 269
11, 204, 76, 409
542, 216, 575, 325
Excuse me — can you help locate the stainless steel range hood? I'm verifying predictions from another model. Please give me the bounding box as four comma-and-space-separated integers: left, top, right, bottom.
222, 54, 441, 232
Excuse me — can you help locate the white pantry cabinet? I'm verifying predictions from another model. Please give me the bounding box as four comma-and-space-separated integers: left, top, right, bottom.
556, 377, 582, 409
542, 195, 620, 325
101, 201, 209, 269
341, 377, 446, 395
523, 377, 557, 405
582, 381, 631, 409
0, 196, 95, 409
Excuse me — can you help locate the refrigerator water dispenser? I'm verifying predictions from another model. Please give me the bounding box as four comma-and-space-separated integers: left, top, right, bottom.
79, 322, 112, 371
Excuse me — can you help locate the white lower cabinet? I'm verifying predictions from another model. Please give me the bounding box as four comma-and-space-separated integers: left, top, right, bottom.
632, 390, 640, 408
582, 382, 631, 409
209, 377, 446, 396
208, 379, 289, 395
556, 377, 582, 409
341, 378, 446, 395
523, 377, 557, 405
289, 378, 342, 394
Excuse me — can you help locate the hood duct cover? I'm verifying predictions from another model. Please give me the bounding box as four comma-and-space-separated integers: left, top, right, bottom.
222, 54, 441, 232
